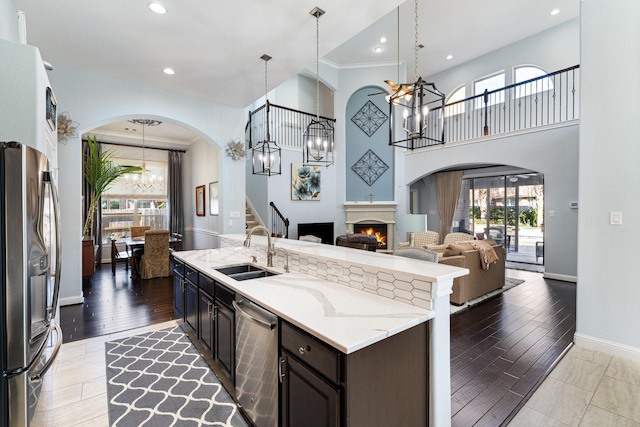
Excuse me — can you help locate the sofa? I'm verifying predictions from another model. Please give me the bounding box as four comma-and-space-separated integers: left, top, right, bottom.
426, 232, 476, 253
438, 239, 506, 305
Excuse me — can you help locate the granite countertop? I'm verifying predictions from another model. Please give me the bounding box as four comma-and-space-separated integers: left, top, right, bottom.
173, 241, 466, 354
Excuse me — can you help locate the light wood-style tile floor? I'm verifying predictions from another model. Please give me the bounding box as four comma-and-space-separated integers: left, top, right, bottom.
31, 320, 179, 427
508, 345, 640, 426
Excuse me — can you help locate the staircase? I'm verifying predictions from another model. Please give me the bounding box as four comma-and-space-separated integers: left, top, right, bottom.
245, 203, 259, 232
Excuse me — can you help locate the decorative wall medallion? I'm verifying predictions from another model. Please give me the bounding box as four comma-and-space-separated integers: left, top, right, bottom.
291, 163, 321, 201
225, 139, 245, 160
351, 149, 388, 186
351, 100, 388, 137
57, 112, 78, 144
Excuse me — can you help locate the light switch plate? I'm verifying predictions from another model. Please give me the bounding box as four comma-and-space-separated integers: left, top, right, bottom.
230, 211, 241, 219
610, 211, 622, 225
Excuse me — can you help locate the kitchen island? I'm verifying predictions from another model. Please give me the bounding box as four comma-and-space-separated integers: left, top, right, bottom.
172, 235, 467, 427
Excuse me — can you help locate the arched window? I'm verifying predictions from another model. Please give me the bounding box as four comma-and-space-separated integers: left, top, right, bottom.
474, 72, 505, 108
444, 85, 466, 117
514, 65, 553, 98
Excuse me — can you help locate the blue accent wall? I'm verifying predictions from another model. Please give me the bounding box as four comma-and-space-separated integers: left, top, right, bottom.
345, 86, 394, 201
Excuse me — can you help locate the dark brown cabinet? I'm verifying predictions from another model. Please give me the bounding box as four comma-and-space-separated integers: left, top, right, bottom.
214, 281, 235, 384
280, 320, 428, 427
198, 290, 214, 353
281, 351, 340, 427
172, 258, 184, 319
184, 266, 198, 334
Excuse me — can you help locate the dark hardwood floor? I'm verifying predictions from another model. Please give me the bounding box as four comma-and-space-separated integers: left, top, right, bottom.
60, 264, 576, 426
59, 264, 177, 343
450, 270, 576, 427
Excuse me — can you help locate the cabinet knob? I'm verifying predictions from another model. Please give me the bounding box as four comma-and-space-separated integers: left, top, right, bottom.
298, 345, 311, 355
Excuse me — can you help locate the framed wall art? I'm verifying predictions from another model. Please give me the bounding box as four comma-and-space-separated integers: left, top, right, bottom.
209, 181, 219, 216
195, 185, 205, 216
291, 163, 321, 201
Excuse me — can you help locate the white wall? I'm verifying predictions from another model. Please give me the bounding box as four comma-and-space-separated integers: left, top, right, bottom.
0, 0, 18, 42
576, 0, 640, 359
428, 18, 580, 99
183, 137, 222, 249
46, 66, 246, 305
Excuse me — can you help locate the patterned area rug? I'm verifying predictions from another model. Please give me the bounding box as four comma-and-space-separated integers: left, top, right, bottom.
105, 326, 249, 427
450, 277, 525, 315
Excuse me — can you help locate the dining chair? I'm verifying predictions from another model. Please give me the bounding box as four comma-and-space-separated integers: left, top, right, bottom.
110, 238, 130, 276
139, 230, 171, 279
130, 225, 151, 238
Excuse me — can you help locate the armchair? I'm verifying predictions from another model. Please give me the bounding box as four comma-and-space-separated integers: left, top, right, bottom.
398, 231, 440, 249
139, 230, 171, 279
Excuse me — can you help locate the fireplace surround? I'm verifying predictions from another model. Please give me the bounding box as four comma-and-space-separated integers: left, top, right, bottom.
344, 202, 396, 252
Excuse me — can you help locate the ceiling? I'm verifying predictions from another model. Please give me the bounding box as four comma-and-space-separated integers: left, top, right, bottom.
13, 0, 579, 146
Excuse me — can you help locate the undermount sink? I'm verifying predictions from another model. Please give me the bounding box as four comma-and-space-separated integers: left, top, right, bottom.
214, 264, 280, 281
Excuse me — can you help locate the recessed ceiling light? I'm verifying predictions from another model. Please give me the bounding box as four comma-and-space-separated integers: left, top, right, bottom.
163, 67, 175, 75
374, 46, 383, 53
446, 54, 453, 60
380, 37, 387, 43
550, 9, 560, 16
147, 2, 166, 14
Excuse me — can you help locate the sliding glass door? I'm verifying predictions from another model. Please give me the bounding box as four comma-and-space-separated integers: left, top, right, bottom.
455, 173, 544, 265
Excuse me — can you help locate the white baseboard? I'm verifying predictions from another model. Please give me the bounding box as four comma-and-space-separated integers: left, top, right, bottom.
574, 333, 640, 363
185, 227, 219, 237
543, 272, 577, 283
59, 295, 84, 306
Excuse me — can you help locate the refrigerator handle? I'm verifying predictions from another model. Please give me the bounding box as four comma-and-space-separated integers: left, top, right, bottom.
30, 323, 62, 381
43, 171, 62, 320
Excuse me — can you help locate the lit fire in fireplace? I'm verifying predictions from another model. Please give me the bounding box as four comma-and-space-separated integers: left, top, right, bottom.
358, 227, 387, 249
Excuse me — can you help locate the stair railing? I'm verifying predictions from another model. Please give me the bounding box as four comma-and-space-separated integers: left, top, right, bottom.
269, 202, 289, 238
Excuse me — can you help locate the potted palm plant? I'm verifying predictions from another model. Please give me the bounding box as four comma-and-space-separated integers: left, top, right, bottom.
82, 135, 141, 277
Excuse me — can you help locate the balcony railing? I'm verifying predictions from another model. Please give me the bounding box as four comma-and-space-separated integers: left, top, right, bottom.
246, 103, 336, 150
406, 65, 580, 149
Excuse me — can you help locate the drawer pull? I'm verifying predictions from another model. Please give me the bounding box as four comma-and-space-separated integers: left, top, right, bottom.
298, 345, 311, 355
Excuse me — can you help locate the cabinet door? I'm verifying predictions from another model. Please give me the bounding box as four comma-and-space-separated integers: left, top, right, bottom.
185, 280, 198, 334
199, 291, 214, 354
281, 351, 340, 427
173, 273, 184, 319
215, 301, 235, 384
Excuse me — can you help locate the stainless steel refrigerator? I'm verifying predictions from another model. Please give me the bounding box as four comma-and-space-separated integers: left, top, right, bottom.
1, 141, 62, 427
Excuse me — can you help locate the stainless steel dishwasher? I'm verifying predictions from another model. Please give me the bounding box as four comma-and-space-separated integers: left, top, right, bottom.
233, 297, 278, 427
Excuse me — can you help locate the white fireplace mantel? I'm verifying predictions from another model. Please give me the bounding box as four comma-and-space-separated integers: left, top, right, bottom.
344, 202, 397, 250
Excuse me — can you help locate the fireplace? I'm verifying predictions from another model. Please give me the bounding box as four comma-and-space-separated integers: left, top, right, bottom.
344, 202, 396, 252
354, 223, 388, 250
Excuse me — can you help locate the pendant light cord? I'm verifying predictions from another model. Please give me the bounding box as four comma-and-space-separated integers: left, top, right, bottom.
264, 56, 270, 140
315, 13, 320, 122
414, 0, 419, 80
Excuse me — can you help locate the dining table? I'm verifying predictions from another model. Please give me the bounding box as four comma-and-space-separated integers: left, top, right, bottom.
118, 235, 181, 278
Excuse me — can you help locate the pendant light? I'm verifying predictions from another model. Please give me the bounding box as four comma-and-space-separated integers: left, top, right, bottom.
388, 0, 445, 150
127, 118, 163, 191
303, 7, 334, 167
252, 54, 281, 176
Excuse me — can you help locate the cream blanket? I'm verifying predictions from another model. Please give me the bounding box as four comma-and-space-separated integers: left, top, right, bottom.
443, 239, 499, 270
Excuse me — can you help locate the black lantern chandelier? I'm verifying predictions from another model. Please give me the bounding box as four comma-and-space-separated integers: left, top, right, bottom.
252, 54, 281, 176
388, 0, 445, 150
303, 7, 334, 167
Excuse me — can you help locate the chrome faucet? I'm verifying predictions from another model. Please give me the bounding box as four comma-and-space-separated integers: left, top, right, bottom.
244, 225, 275, 267
275, 247, 290, 273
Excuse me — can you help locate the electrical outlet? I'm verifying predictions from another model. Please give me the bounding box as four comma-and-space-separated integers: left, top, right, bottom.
330, 264, 342, 277
363, 272, 377, 287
